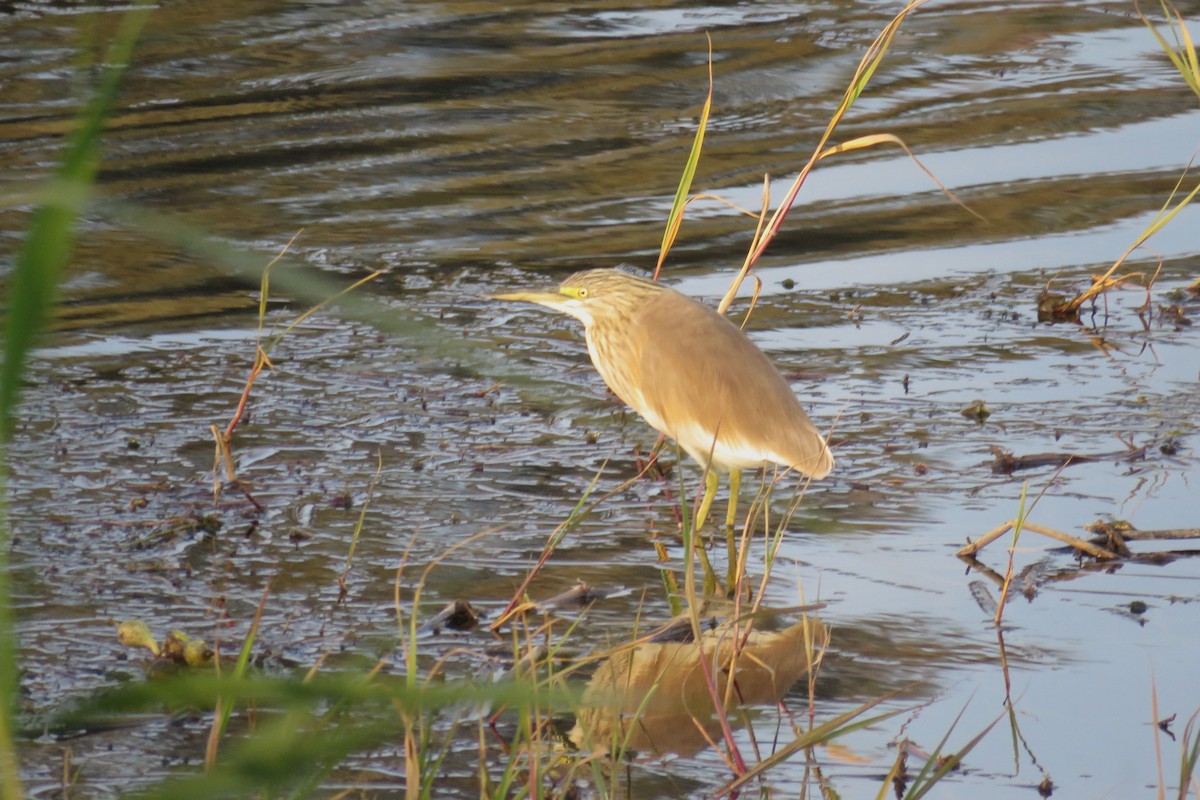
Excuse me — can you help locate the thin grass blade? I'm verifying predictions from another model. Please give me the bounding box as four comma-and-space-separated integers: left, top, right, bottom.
717, 690, 914, 795
905, 704, 1003, 799
0, 7, 151, 798
654, 33, 713, 280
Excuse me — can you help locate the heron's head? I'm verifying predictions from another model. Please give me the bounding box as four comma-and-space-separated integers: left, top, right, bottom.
494, 268, 664, 328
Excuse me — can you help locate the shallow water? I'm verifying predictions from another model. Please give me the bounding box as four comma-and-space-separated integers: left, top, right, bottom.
2, 0, 1199, 797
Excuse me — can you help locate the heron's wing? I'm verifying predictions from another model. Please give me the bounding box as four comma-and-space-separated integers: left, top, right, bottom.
633, 291, 833, 477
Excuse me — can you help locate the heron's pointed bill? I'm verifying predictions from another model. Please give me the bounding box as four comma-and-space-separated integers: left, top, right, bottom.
493, 289, 573, 311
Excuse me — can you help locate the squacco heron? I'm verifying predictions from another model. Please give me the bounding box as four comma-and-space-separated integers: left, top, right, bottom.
497, 269, 833, 560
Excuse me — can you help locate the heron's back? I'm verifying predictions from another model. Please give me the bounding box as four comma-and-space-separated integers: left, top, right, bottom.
599, 288, 834, 478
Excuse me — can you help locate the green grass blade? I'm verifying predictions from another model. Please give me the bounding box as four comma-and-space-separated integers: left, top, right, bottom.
718, 690, 914, 795
0, 4, 151, 432
1141, 1, 1200, 100
654, 34, 713, 279
0, 7, 151, 798
1178, 709, 1200, 800
905, 706, 1003, 799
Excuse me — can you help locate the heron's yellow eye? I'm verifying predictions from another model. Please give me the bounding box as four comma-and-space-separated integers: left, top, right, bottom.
577, 287, 589, 298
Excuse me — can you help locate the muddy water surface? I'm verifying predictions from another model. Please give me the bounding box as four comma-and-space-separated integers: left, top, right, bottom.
2, 0, 1199, 797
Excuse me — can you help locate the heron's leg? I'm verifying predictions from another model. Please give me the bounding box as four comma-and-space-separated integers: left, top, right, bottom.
695, 468, 719, 531
693, 469, 720, 594
695, 540, 718, 596
724, 468, 741, 589
725, 468, 741, 530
